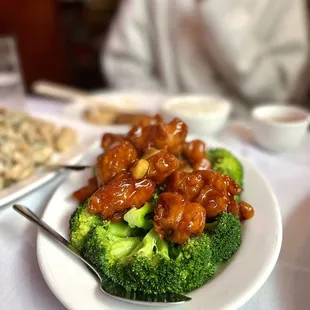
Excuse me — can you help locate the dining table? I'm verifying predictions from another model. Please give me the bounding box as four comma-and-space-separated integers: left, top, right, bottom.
1, 95, 310, 310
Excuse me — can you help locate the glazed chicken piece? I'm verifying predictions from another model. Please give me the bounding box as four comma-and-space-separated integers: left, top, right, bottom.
96, 141, 138, 185
194, 170, 242, 219
88, 171, 155, 221
167, 170, 205, 201
183, 140, 211, 170
126, 118, 188, 156
101, 133, 126, 151
183, 140, 206, 162
178, 159, 191, 170
145, 149, 179, 184
154, 192, 206, 244
192, 158, 210, 170
148, 118, 188, 156
227, 200, 255, 221
72, 177, 98, 203
168, 169, 249, 220
126, 124, 151, 153
238, 201, 255, 220
125, 115, 164, 152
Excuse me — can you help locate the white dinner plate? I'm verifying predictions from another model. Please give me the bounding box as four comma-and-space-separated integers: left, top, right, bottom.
0, 112, 102, 207
62, 91, 168, 122
37, 135, 282, 310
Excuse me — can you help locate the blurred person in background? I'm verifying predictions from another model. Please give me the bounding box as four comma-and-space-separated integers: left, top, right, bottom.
102, 0, 309, 117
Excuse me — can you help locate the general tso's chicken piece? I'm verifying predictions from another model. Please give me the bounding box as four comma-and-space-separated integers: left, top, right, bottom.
167, 170, 205, 201
88, 171, 155, 221
192, 158, 211, 170
101, 133, 126, 151
183, 140, 210, 170
72, 177, 98, 203
154, 192, 206, 244
195, 170, 242, 219
144, 149, 179, 184
195, 186, 227, 219
178, 159, 191, 170
238, 201, 255, 220
183, 140, 206, 163
154, 192, 183, 232
109, 211, 127, 223
126, 124, 151, 154
178, 202, 207, 236
197, 169, 218, 184
126, 118, 188, 156
227, 199, 240, 217
149, 118, 188, 156
227, 200, 255, 221
96, 141, 138, 185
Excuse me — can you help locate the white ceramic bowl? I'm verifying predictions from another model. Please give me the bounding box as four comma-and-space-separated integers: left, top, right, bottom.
252, 104, 310, 152
161, 95, 232, 136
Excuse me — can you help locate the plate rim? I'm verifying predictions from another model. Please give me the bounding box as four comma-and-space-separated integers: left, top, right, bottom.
36, 137, 283, 310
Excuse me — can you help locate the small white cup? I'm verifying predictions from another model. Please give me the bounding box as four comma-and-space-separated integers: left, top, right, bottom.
251, 104, 310, 152
161, 95, 232, 136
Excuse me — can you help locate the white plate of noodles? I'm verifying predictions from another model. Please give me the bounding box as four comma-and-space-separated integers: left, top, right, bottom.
0, 110, 99, 206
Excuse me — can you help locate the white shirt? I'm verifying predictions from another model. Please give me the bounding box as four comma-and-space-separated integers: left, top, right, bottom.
102, 0, 309, 116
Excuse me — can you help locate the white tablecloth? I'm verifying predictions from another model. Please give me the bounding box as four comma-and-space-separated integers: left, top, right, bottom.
1, 97, 310, 310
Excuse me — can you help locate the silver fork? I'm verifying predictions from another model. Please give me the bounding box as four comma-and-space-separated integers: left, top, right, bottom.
13, 204, 191, 306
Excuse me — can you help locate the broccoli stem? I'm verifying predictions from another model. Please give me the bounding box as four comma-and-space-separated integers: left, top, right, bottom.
205, 220, 218, 231
123, 202, 154, 230
156, 237, 169, 259
109, 221, 136, 237
129, 228, 170, 260
110, 237, 142, 258
130, 228, 157, 258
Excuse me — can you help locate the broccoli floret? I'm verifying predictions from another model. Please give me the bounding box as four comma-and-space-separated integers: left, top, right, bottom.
82, 226, 215, 294
124, 190, 163, 230
206, 212, 242, 265
123, 202, 154, 230
72, 197, 241, 294
69, 201, 140, 252
128, 230, 216, 293
100, 273, 125, 295
207, 148, 243, 201
69, 201, 102, 252
82, 223, 142, 288
121, 229, 175, 292
207, 148, 243, 187
173, 233, 216, 293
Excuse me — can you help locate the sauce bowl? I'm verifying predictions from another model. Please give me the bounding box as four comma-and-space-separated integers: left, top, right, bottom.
251, 104, 310, 152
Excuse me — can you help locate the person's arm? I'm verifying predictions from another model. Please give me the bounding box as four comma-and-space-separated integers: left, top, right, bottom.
101, 0, 162, 91
197, 0, 309, 102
